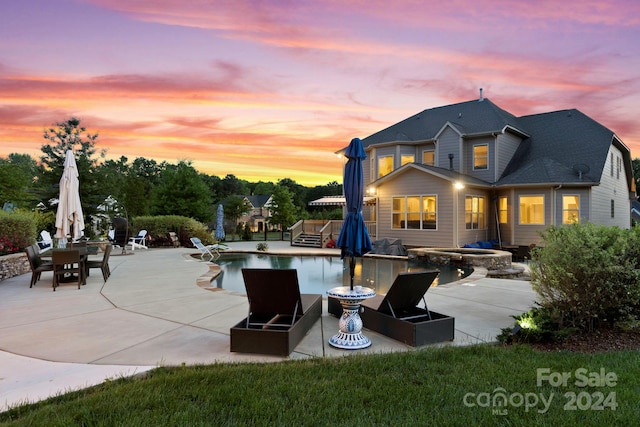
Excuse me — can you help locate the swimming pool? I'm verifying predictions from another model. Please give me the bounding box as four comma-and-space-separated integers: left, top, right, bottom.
212, 254, 472, 294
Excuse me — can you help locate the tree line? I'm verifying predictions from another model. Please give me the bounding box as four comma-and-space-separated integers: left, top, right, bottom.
0, 118, 343, 238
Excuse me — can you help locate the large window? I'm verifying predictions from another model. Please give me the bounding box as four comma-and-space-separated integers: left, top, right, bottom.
392, 195, 437, 230
422, 149, 435, 166
378, 156, 393, 178
465, 196, 486, 229
562, 195, 580, 224
401, 154, 415, 166
519, 195, 545, 225
473, 144, 488, 170
498, 196, 508, 224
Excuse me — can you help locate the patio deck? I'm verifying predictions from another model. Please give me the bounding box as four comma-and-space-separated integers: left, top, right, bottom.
0, 241, 536, 412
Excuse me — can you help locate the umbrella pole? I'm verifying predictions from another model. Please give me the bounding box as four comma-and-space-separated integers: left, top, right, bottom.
349, 256, 355, 290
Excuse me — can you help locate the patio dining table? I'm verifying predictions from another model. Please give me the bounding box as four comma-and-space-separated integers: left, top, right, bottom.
40, 246, 89, 284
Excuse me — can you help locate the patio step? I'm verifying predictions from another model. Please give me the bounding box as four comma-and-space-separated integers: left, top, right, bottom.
291, 233, 322, 248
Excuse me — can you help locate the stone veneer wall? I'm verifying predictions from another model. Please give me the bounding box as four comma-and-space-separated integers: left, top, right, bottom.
0, 253, 31, 281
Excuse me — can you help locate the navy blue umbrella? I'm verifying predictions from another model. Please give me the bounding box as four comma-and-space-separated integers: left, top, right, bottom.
215, 204, 225, 241
336, 137, 372, 290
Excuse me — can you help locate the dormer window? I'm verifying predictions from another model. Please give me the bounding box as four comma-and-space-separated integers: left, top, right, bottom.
473, 144, 488, 170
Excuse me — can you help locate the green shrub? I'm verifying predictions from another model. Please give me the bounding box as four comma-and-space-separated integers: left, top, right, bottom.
0, 210, 37, 255
130, 215, 213, 246
531, 223, 640, 332
256, 242, 268, 251
497, 307, 577, 344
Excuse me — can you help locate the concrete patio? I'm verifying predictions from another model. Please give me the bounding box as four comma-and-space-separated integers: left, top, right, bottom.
0, 241, 536, 412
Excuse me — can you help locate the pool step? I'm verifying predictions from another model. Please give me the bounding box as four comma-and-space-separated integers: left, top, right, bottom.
291, 233, 322, 248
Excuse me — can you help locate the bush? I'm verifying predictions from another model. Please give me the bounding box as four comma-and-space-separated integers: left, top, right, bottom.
0, 210, 37, 255
497, 307, 577, 344
531, 223, 640, 332
130, 215, 213, 247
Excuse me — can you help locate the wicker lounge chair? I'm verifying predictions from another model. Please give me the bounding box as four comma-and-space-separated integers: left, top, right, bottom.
230, 268, 322, 356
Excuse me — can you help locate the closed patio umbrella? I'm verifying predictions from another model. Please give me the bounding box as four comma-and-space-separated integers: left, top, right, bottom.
55, 150, 85, 241
215, 204, 225, 241
336, 137, 372, 290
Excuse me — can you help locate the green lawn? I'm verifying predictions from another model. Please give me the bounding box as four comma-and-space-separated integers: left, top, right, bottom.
1, 344, 636, 426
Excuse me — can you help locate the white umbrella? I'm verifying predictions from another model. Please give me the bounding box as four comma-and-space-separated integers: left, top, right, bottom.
55, 150, 85, 241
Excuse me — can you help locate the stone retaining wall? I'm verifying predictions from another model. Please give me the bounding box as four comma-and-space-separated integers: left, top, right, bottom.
409, 248, 512, 270
0, 253, 30, 281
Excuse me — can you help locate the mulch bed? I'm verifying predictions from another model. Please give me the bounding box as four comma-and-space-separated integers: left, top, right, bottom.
531, 328, 640, 354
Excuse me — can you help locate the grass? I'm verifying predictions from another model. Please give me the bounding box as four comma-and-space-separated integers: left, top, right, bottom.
1, 344, 637, 426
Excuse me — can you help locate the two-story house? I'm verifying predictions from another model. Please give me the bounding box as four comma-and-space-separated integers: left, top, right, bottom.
358, 96, 634, 247
237, 195, 273, 233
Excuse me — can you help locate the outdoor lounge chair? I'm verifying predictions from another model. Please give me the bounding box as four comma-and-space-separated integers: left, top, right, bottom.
190, 237, 224, 261
25, 244, 54, 288
230, 268, 322, 356
38, 230, 53, 253
128, 229, 148, 250
328, 271, 455, 347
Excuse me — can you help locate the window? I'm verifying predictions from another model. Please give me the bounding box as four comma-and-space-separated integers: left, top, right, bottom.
473, 144, 488, 170
498, 196, 508, 224
401, 154, 414, 166
392, 195, 437, 230
519, 195, 544, 225
611, 200, 615, 218
617, 156, 621, 179
422, 150, 435, 166
610, 153, 614, 177
465, 196, 486, 229
378, 156, 393, 178
562, 195, 580, 224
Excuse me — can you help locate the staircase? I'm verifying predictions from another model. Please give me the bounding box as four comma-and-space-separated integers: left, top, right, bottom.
291, 233, 322, 248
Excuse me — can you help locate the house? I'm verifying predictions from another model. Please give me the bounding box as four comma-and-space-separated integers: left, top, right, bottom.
237, 195, 273, 233
356, 96, 634, 248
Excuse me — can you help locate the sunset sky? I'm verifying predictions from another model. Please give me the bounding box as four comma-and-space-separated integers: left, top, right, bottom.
1, 0, 639, 186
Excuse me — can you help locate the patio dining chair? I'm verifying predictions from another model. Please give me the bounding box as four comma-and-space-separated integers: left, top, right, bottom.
86, 243, 112, 282
25, 244, 54, 288
52, 249, 85, 291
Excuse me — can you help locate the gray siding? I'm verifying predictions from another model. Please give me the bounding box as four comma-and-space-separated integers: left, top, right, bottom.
463, 136, 494, 182
512, 188, 553, 246
436, 127, 461, 171
591, 145, 631, 228
376, 168, 455, 247
496, 132, 522, 180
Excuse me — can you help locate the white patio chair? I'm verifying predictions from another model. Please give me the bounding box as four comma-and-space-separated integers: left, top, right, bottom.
128, 229, 148, 251
38, 230, 53, 253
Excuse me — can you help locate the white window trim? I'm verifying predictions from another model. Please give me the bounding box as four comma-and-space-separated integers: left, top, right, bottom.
464, 194, 487, 230
391, 195, 438, 230
518, 194, 545, 225
562, 194, 580, 224
473, 143, 489, 171
377, 155, 394, 178
422, 149, 435, 166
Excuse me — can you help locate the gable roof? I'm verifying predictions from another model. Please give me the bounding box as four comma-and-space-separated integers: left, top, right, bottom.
373, 163, 492, 188
243, 195, 272, 208
361, 98, 527, 147
497, 109, 619, 186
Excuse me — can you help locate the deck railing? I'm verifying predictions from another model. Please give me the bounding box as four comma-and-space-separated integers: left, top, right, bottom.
289, 219, 376, 247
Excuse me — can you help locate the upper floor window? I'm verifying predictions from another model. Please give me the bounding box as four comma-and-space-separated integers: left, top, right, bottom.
422, 149, 435, 166
498, 196, 508, 224
473, 144, 488, 170
610, 153, 614, 177
378, 156, 393, 178
401, 154, 414, 166
465, 195, 486, 229
392, 195, 437, 230
562, 195, 580, 224
519, 195, 544, 225
617, 156, 621, 179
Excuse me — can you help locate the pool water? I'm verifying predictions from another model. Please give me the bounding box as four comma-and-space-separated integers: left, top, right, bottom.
212, 254, 472, 295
